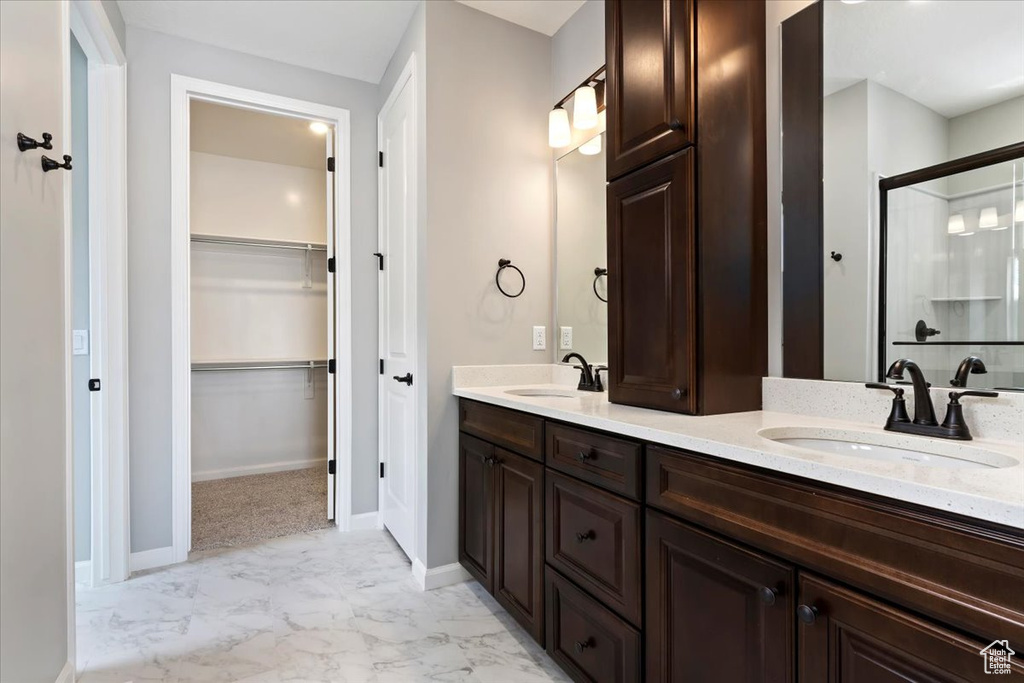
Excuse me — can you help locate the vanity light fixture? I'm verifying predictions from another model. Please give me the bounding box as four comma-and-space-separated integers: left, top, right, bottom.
947, 214, 965, 234
978, 207, 999, 230
956, 232, 975, 237
308, 121, 329, 135
549, 108, 571, 148
1015, 199, 1023, 222
579, 134, 602, 156
573, 85, 599, 131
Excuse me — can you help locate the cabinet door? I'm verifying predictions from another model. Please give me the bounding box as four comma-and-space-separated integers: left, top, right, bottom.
606, 0, 694, 179
607, 149, 697, 414
493, 448, 545, 644
646, 510, 794, 683
798, 573, 1020, 681
458, 433, 494, 592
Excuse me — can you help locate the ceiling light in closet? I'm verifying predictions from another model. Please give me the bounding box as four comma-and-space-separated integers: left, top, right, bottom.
573, 85, 599, 130
947, 214, 965, 234
308, 121, 330, 135
549, 108, 571, 148
579, 134, 602, 156
978, 207, 999, 229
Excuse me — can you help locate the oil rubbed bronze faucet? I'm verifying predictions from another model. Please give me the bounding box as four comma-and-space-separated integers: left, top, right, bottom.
561, 352, 605, 392
867, 358, 998, 441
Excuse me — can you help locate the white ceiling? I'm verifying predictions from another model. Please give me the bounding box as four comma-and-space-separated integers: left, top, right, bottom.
456, 0, 586, 36
117, 0, 418, 84
824, 0, 1024, 118
189, 100, 327, 169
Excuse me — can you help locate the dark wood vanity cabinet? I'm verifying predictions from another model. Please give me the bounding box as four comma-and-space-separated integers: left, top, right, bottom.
605, 0, 767, 416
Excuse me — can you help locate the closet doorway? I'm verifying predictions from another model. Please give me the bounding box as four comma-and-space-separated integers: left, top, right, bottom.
170, 78, 353, 561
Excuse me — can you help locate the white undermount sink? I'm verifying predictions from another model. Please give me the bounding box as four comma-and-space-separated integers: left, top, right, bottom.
504, 388, 578, 398
758, 426, 1017, 470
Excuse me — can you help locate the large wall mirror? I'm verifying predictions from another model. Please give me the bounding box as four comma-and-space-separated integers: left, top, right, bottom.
554, 71, 607, 364
782, 0, 1024, 391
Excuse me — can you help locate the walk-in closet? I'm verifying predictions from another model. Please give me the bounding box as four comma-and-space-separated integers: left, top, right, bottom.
188, 100, 335, 551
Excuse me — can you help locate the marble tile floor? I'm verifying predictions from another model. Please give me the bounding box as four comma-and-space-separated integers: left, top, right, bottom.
75, 529, 570, 682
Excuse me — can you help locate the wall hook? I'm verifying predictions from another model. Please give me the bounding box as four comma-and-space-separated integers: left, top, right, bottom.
495, 258, 525, 298
17, 132, 53, 152
41, 154, 72, 172
830, 251, 842, 262
593, 267, 608, 303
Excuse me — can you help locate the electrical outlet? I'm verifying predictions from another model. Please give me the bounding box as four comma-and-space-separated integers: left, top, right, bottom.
532, 326, 546, 350
559, 326, 573, 350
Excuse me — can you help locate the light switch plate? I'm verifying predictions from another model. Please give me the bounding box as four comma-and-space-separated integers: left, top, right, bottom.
559, 326, 573, 350
73, 329, 89, 356
532, 326, 546, 350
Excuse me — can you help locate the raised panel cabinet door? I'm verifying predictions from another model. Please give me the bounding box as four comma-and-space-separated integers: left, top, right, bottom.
798, 574, 1023, 682
646, 510, 795, 683
493, 448, 545, 644
607, 149, 697, 414
606, 0, 694, 179
458, 433, 494, 592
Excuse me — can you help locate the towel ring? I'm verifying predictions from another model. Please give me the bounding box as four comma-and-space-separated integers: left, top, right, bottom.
496, 259, 525, 298
593, 267, 608, 303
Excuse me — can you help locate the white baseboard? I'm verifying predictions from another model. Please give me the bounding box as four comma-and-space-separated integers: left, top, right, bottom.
412, 559, 471, 591
347, 511, 380, 531
130, 546, 176, 573
191, 458, 325, 482
54, 660, 74, 683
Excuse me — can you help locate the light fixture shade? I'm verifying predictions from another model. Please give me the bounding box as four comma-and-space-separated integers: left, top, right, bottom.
549, 108, 571, 148
947, 214, 965, 234
579, 134, 602, 156
1015, 199, 1024, 222
308, 121, 329, 135
979, 207, 998, 229
573, 86, 598, 131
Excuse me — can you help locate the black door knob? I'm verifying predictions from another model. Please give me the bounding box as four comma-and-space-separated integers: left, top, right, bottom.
758, 586, 777, 606
797, 604, 819, 624
574, 638, 593, 654
392, 373, 413, 385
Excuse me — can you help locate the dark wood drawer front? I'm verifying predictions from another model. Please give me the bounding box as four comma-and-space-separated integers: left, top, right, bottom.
546, 567, 642, 683
647, 445, 1024, 645
546, 472, 642, 625
546, 423, 641, 500
459, 399, 544, 461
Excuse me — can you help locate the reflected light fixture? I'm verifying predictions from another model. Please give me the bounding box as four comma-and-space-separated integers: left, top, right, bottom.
1015, 199, 1024, 223
573, 85, 598, 131
549, 108, 571, 148
308, 121, 330, 135
979, 207, 998, 230
579, 134, 602, 156
947, 214, 965, 234
956, 232, 975, 237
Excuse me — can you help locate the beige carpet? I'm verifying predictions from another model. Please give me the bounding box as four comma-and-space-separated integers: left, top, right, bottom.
191, 465, 332, 552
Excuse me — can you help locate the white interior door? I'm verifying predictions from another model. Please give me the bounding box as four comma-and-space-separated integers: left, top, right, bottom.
378, 68, 417, 560
325, 128, 336, 521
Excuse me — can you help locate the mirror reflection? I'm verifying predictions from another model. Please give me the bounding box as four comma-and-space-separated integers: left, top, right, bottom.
555, 132, 607, 364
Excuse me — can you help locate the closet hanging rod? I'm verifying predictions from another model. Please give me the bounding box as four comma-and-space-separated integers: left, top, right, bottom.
190, 233, 328, 252
191, 360, 329, 372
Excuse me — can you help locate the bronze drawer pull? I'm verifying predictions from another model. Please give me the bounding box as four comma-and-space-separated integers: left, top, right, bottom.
574, 637, 593, 654
575, 530, 594, 543
797, 604, 819, 624
758, 586, 777, 606
576, 450, 593, 462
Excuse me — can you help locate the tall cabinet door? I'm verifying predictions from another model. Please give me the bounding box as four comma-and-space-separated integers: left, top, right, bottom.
493, 448, 545, 643
646, 511, 794, 683
607, 150, 697, 414
798, 574, 1017, 681
606, 0, 693, 179
458, 434, 494, 592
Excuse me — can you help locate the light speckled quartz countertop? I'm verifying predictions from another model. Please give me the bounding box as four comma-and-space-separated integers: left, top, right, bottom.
452, 369, 1024, 529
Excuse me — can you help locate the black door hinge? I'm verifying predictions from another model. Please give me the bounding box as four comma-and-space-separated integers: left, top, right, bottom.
379, 462, 385, 478
378, 151, 383, 167
328, 359, 336, 374
379, 359, 384, 375
327, 257, 335, 273
327, 156, 335, 173
328, 460, 336, 475
373, 252, 383, 270
88, 378, 101, 392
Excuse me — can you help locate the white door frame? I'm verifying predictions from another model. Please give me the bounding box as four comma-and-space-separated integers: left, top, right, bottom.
377, 54, 419, 562
169, 76, 354, 564
67, 0, 130, 592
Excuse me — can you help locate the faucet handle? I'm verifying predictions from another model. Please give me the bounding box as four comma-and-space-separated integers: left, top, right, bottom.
865, 382, 904, 396
866, 383, 910, 426
949, 389, 998, 401
593, 366, 607, 392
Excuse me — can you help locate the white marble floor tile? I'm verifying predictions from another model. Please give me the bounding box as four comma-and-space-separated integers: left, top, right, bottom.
77, 529, 567, 682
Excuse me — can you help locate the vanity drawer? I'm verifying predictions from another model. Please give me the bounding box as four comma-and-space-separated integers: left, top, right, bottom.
459, 399, 544, 461
546, 423, 641, 500
545, 567, 642, 683
546, 471, 642, 625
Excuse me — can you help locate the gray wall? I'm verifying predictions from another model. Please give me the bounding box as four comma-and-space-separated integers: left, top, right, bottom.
423, 1, 553, 567
71, 33, 92, 563
100, 0, 126, 54
551, 0, 605, 102
126, 27, 380, 552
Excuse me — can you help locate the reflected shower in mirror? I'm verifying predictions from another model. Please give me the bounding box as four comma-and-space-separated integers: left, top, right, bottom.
555, 131, 607, 364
